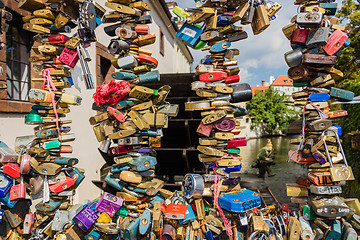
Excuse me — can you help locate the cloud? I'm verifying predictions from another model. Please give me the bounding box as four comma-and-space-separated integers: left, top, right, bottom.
180, 0, 343, 86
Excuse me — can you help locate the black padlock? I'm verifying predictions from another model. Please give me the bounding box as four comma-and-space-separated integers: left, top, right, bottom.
107, 39, 130, 55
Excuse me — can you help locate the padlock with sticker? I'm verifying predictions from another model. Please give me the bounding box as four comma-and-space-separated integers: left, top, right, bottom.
95, 192, 123, 217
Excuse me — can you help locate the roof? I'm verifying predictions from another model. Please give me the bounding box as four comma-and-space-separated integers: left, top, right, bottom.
251, 86, 269, 95
271, 75, 293, 86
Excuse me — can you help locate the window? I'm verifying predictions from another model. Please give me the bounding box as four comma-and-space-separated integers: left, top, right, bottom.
284, 80, 288, 83
6, 11, 32, 101
159, 27, 164, 56
99, 56, 111, 85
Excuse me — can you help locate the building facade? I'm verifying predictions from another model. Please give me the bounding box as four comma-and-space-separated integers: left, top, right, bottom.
270, 75, 303, 96
0, 0, 193, 203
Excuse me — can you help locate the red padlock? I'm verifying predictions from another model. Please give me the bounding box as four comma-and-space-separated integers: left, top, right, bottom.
3, 163, 20, 179
135, 24, 149, 35
48, 34, 70, 44
9, 182, 26, 201
322, 29, 348, 56
107, 107, 125, 123
164, 204, 187, 220
227, 138, 247, 148
23, 213, 34, 235
136, 54, 158, 68
49, 177, 75, 193
225, 75, 240, 84
290, 28, 309, 44
58, 47, 79, 68
200, 72, 227, 82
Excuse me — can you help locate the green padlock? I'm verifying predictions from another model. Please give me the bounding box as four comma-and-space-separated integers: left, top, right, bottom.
303, 204, 316, 221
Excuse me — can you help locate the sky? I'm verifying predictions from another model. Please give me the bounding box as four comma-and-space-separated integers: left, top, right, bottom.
174, 0, 343, 87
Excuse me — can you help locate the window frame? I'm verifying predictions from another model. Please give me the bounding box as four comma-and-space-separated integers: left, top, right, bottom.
5, 9, 31, 102
159, 27, 164, 56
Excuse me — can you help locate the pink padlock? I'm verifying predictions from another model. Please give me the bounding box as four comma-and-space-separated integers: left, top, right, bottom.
227, 138, 247, 148
322, 29, 348, 56
58, 47, 79, 68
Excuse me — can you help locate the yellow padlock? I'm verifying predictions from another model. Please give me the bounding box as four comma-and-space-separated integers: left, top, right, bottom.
97, 212, 112, 223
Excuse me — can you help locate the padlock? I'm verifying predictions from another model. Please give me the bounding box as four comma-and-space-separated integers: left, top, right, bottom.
78, 28, 97, 42
3, 163, 20, 178
95, 192, 123, 217
200, 30, 224, 42
306, 26, 330, 47
232, 2, 250, 23
291, 28, 309, 44
58, 47, 79, 68
133, 33, 156, 46
165, 204, 187, 220
322, 29, 348, 55
49, 176, 75, 193
9, 177, 26, 201
65, 37, 81, 49
296, 12, 323, 28
135, 24, 149, 35
0, 173, 12, 198
124, 217, 140, 240
23, 213, 34, 234
73, 203, 99, 232
176, 23, 202, 48
105, 2, 141, 16
112, 55, 138, 69
251, 4, 270, 35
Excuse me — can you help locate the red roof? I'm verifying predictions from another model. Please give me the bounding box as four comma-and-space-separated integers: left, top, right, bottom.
251, 86, 269, 95
272, 75, 293, 86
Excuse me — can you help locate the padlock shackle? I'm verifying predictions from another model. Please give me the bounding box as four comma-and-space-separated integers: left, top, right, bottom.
321, 128, 348, 168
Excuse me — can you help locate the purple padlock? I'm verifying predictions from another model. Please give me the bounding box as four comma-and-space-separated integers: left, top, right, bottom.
95, 192, 123, 217
72, 203, 99, 232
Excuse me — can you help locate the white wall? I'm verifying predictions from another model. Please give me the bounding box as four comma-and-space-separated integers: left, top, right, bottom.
0, 0, 192, 203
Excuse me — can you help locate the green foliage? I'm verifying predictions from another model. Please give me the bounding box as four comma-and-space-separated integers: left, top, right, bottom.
335, 1, 360, 198
246, 88, 297, 134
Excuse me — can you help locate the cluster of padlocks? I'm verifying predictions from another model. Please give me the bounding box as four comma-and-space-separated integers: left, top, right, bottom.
175, 0, 291, 239
284, 0, 360, 239
0, 0, 100, 239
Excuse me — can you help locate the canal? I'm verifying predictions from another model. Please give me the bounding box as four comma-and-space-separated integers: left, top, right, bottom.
241, 136, 308, 205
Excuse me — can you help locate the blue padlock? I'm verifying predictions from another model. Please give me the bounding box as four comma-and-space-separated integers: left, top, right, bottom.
225, 164, 242, 173
85, 231, 101, 240
218, 189, 261, 212
0, 209, 3, 223
217, 14, 233, 27
105, 175, 126, 191
129, 156, 157, 171
139, 209, 151, 235
137, 70, 160, 84
176, 23, 202, 48
0, 173, 12, 198
309, 93, 330, 102
112, 71, 138, 80
116, 100, 138, 110
344, 38, 351, 47
319, 3, 337, 15
124, 217, 140, 240
325, 220, 341, 240
111, 164, 129, 173
149, 193, 164, 205
210, 41, 231, 53
330, 87, 354, 101
179, 204, 196, 224
332, 124, 342, 136
0, 191, 17, 209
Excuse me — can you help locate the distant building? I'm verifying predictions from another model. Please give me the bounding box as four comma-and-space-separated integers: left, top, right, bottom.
270, 75, 302, 96
251, 80, 269, 95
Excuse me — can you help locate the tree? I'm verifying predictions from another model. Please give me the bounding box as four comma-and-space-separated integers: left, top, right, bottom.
333, 0, 360, 198
246, 88, 297, 134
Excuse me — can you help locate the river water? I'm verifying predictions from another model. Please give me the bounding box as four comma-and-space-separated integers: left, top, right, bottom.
241, 136, 308, 205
